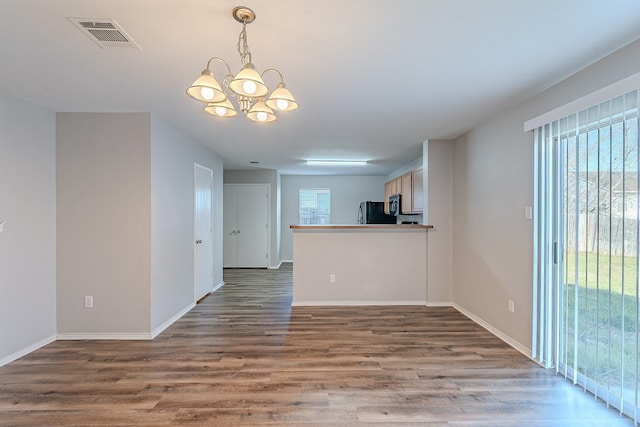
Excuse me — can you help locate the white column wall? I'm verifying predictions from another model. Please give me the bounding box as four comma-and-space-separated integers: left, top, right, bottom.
424, 140, 454, 305
0, 94, 57, 365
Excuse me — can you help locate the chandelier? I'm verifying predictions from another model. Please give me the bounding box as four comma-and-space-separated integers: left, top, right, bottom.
186, 6, 298, 123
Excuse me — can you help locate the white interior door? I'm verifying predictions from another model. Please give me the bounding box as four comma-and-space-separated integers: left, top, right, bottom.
223, 184, 269, 268
223, 185, 238, 267
194, 164, 213, 301
236, 185, 269, 267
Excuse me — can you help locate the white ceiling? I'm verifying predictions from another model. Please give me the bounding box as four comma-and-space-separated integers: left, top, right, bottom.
2, 0, 640, 175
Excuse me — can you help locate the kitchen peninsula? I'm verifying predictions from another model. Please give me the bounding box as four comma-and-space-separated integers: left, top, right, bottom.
290, 224, 432, 306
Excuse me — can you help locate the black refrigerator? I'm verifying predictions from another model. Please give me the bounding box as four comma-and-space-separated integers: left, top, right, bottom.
358, 201, 397, 224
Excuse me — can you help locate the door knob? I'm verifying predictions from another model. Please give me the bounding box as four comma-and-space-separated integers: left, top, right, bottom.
196, 239, 203, 244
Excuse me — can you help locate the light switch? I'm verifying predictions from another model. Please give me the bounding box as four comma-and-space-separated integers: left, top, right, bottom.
0, 221, 5, 232
524, 207, 533, 220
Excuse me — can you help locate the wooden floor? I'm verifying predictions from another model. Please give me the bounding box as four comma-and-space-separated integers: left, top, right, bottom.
0, 264, 634, 426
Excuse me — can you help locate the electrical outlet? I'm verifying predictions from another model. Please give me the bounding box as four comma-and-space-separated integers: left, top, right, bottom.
85, 296, 94, 308
508, 299, 515, 313
329, 274, 336, 283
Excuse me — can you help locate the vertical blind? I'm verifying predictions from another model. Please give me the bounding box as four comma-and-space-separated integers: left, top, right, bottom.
532, 89, 640, 423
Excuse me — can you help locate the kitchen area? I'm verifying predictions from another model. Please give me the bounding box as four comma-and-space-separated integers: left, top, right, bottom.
287, 161, 433, 306
227, 141, 451, 307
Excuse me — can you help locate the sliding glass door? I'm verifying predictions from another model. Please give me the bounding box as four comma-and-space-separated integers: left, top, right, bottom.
533, 90, 640, 421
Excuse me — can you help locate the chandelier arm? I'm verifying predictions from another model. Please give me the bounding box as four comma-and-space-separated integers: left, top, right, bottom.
261, 68, 285, 85
205, 57, 233, 76
221, 74, 235, 92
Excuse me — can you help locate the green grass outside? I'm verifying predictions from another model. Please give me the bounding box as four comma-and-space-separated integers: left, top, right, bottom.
564, 251, 639, 297
563, 251, 639, 399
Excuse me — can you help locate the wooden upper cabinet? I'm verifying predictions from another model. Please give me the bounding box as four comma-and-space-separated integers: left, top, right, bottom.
384, 179, 397, 214
401, 173, 412, 214
384, 167, 424, 215
411, 168, 423, 213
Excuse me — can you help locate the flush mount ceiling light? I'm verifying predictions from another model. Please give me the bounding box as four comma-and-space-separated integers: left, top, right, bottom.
306, 160, 368, 166
186, 6, 298, 123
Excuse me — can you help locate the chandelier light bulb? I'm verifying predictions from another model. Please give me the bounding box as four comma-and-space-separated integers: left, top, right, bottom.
204, 98, 237, 118
186, 69, 227, 103
265, 82, 298, 112
201, 87, 215, 100
246, 99, 276, 123
243, 80, 257, 95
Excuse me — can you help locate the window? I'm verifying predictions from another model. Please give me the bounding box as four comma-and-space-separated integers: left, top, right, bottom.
532, 89, 640, 423
299, 188, 330, 225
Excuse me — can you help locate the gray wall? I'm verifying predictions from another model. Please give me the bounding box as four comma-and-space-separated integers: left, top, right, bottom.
281, 175, 387, 261
56, 113, 152, 335
452, 37, 640, 352
224, 169, 281, 268
56, 112, 226, 337
150, 116, 224, 332
0, 94, 57, 364
425, 139, 454, 305
2, 107, 226, 361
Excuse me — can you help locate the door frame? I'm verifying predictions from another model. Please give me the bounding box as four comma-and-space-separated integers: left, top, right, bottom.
193, 163, 214, 302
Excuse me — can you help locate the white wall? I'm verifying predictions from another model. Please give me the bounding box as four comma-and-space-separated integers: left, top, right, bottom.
276, 173, 282, 264
425, 140, 454, 304
281, 175, 388, 261
150, 116, 224, 333
0, 94, 57, 365
56, 113, 151, 336
292, 229, 428, 305
388, 157, 423, 181
224, 169, 280, 268
452, 37, 640, 353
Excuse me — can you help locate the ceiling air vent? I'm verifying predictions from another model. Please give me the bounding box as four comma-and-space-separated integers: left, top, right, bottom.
68, 18, 141, 50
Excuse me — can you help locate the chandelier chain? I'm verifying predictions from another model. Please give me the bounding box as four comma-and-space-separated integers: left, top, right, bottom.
236, 21, 252, 65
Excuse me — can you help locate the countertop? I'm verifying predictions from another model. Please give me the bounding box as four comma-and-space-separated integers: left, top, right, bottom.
290, 224, 433, 230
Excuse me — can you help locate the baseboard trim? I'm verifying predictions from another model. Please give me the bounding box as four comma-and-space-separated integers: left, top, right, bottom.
0, 334, 57, 367
269, 260, 283, 270
151, 302, 196, 339
292, 300, 426, 307
212, 281, 225, 292
451, 303, 532, 359
426, 301, 454, 307
56, 332, 152, 341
